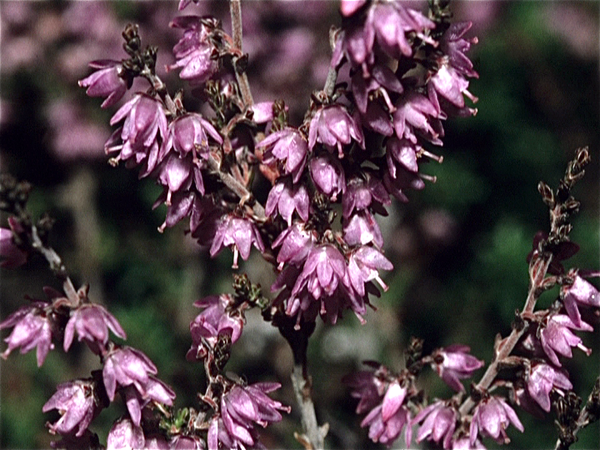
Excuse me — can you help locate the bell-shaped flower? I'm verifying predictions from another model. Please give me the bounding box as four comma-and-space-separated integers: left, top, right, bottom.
308, 105, 364, 157
162, 113, 222, 160
78, 60, 129, 108
187, 294, 244, 361
340, 0, 366, 17
360, 100, 394, 136
210, 214, 265, 269
0, 301, 54, 367
412, 400, 457, 449
43, 379, 101, 437
256, 127, 308, 183
0, 220, 27, 268
431, 345, 484, 392
440, 22, 479, 79
167, 16, 219, 85
343, 210, 384, 248
309, 154, 346, 201
562, 274, 600, 327
526, 363, 572, 412
102, 346, 158, 402
156, 153, 204, 205
266, 178, 309, 226
393, 91, 444, 145
351, 63, 403, 113
540, 314, 593, 366
430, 62, 477, 109
64, 303, 126, 354
347, 245, 393, 297
367, 2, 434, 59
343, 175, 390, 219
292, 245, 348, 300
106, 94, 167, 171
122, 377, 176, 426
272, 223, 316, 270
469, 396, 524, 445
106, 417, 145, 450
219, 382, 290, 448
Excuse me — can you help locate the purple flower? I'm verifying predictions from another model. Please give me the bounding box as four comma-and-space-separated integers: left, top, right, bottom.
106, 94, 167, 172
162, 113, 222, 160
156, 153, 204, 204
431, 345, 484, 392
78, 60, 129, 108
562, 274, 600, 327
122, 377, 176, 426
102, 346, 158, 402
526, 363, 572, 412
469, 396, 524, 445
343, 175, 390, 219
308, 105, 364, 157
187, 294, 244, 361
106, 417, 145, 450
452, 435, 486, 449
345, 372, 411, 448
0, 301, 54, 367
367, 2, 435, 59
540, 314, 593, 366
210, 214, 265, 269
170, 435, 206, 449
256, 127, 308, 183
393, 91, 444, 145
167, 16, 219, 85
351, 63, 403, 113
340, 0, 366, 17
0, 221, 27, 268
430, 62, 477, 109
271, 223, 316, 270
331, 22, 375, 72
347, 245, 393, 297
343, 210, 384, 248
440, 22, 479, 79
412, 401, 457, 449
43, 379, 100, 437
63, 303, 126, 354
265, 178, 309, 226
309, 154, 346, 201
292, 245, 347, 300
218, 383, 290, 449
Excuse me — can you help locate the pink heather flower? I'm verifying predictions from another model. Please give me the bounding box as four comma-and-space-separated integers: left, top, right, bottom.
256, 127, 308, 183
292, 245, 347, 300
431, 345, 484, 392
526, 363, 572, 412
218, 383, 290, 449
469, 396, 524, 445
361, 100, 395, 136
170, 435, 205, 449
347, 245, 393, 297
393, 91, 444, 145
162, 113, 222, 160
106, 417, 145, 450
156, 153, 205, 204
102, 346, 158, 402
383, 164, 426, 203
309, 154, 346, 201
122, 377, 176, 426
562, 274, 600, 327
343, 210, 384, 248
167, 16, 219, 85
187, 294, 244, 361
308, 105, 364, 157
540, 314, 593, 366
452, 435, 486, 449
0, 301, 54, 367
63, 303, 126, 354
343, 369, 387, 415
106, 94, 167, 172
331, 22, 375, 72
386, 137, 419, 177
343, 175, 390, 219
265, 178, 310, 226
351, 63, 403, 113
412, 400, 457, 449
210, 214, 265, 269
367, 2, 435, 59
0, 223, 27, 268
271, 222, 316, 270
249, 102, 276, 124
156, 190, 196, 232
440, 22, 479, 79
42, 379, 100, 437
340, 0, 366, 17
78, 60, 129, 108
430, 62, 477, 109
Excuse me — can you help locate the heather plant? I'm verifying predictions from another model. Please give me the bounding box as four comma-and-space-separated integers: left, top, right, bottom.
1, 1, 599, 449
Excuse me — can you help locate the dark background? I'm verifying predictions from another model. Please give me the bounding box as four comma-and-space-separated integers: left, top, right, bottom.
1, 2, 598, 448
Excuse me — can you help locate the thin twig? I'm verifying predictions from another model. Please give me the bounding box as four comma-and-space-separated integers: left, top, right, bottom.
229, 0, 253, 107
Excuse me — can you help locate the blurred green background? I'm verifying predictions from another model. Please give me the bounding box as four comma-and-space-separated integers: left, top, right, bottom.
1, 1, 598, 449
